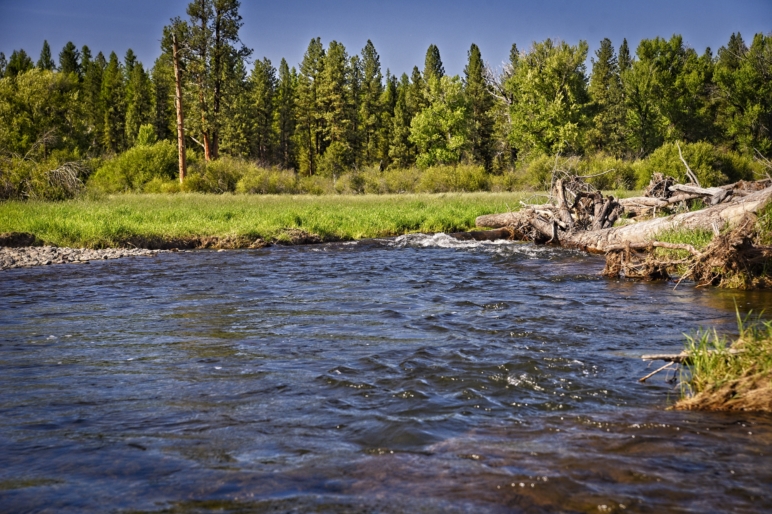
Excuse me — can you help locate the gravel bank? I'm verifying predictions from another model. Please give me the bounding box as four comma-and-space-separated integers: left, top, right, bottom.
1, 246, 162, 270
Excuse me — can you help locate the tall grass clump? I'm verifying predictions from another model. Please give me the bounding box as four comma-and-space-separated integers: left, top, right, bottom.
677, 313, 772, 412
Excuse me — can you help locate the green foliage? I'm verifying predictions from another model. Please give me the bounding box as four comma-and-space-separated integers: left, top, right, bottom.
136, 124, 158, 146
89, 140, 178, 192
58, 42, 80, 77
635, 141, 755, 188
416, 164, 488, 193
125, 62, 153, 146
464, 43, 494, 170
37, 41, 56, 71
679, 315, 772, 405
587, 38, 626, 155
424, 44, 444, 81
6, 49, 33, 77
101, 52, 126, 153
714, 33, 772, 155
410, 75, 469, 168
0, 68, 82, 157
506, 39, 590, 155
623, 35, 716, 155
236, 167, 297, 194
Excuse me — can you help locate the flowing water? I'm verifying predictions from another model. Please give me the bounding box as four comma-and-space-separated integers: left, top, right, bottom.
1, 236, 771, 513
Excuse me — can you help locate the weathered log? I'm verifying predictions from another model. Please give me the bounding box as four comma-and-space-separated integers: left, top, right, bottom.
642, 348, 745, 363
553, 185, 772, 253
476, 184, 772, 253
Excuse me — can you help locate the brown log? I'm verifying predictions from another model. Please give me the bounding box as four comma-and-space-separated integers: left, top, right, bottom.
476, 184, 772, 253
554, 179, 575, 229
558, 185, 772, 253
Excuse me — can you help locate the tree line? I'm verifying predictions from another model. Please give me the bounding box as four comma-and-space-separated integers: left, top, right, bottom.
1, 0, 770, 186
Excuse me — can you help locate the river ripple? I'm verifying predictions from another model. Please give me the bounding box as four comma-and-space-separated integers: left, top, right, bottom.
1, 235, 771, 512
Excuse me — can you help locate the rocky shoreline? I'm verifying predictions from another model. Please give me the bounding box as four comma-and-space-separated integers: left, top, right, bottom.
1, 246, 162, 270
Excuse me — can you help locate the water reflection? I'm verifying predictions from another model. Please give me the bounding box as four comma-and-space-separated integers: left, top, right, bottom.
0, 236, 771, 512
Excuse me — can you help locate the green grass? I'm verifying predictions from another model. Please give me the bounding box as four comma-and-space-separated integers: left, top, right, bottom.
0, 192, 537, 248
677, 313, 772, 411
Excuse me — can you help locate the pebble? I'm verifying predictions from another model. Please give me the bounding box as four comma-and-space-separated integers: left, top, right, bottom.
0, 246, 162, 270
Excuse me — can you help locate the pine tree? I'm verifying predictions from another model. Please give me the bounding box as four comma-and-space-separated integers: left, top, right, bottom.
125, 62, 154, 145
408, 66, 427, 116
59, 42, 81, 77
0, 52, 6, 78
219, 55, 253, 158
389, 73, 414, 168
150, 55, 176, 142
249, 57, 277, 162
295, 37, 325, 175
6, 49, 33, 77
124, 49, 137, 78
359, 40, 383, 166
424, 44, 444, 81
618, 39, 632, 72
101, 51, 126, 153
82, 51, 106, 152
348, 54, 363, 166
377, 71, 397, 168
274, 58, 296, 169
464, 43, 494, 169
185, 0, 251, 160
717, 33, 747, 72
37, 40, 56, 71
587, 38, 626, 155
317, 40, 354, 176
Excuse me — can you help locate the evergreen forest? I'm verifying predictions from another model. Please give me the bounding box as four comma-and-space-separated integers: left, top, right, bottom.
1, 0, 771, 199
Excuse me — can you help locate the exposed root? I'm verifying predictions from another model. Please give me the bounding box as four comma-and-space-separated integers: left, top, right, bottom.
602, 214, 772, 288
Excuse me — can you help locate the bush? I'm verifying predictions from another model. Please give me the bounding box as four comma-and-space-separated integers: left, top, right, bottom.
416, 164, 489, 193
186, 157, 251, 193
635, 142, 756, 188
236, 167, 297, 194
0, 156, 93, 200
89, 141, 178, 193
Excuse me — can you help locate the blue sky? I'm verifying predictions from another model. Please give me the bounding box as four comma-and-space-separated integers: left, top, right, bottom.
1, 0, 770, 76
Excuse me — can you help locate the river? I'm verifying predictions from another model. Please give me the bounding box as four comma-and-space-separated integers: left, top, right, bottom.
1, 235, 771, 512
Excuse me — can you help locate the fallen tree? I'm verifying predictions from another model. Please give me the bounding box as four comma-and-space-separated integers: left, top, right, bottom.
472, 174, 772, 287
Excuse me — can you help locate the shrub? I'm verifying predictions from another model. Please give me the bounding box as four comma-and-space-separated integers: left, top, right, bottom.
187, 157, 251, 193
635, 142, 755, 188
297, 175, 336, 195
416, 164, 488, 193
89, 140, 178, 193
0, 156, 93, 200
236, 167, 297, 194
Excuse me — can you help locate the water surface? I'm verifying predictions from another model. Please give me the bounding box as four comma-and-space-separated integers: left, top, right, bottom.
1, 235, 771, 512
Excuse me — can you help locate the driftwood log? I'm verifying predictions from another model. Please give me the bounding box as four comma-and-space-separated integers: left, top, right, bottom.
475, 184, 772, 254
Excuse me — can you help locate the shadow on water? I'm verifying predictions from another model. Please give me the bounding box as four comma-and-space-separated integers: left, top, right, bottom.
0, 234, 771, 512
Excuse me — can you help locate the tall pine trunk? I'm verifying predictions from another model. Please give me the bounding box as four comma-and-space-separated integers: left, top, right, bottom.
172, 33, 187, 183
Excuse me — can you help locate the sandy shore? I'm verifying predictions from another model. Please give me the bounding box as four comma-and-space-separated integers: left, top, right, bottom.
1, 246, 162, 270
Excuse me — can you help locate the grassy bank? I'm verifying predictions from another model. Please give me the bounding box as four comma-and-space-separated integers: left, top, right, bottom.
0, 192, 542, 248
676, 316, 772, 412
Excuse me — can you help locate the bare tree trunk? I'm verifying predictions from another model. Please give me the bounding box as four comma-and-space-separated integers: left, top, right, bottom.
477, 185, 772, 253
172, 33, 187, 184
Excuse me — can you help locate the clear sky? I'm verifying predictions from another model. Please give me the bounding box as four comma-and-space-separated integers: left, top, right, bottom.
1, 0, 770, 76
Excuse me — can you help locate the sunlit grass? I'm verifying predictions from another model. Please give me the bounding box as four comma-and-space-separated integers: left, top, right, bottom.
0, 192, 537, 248
677, 312, 772, 411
